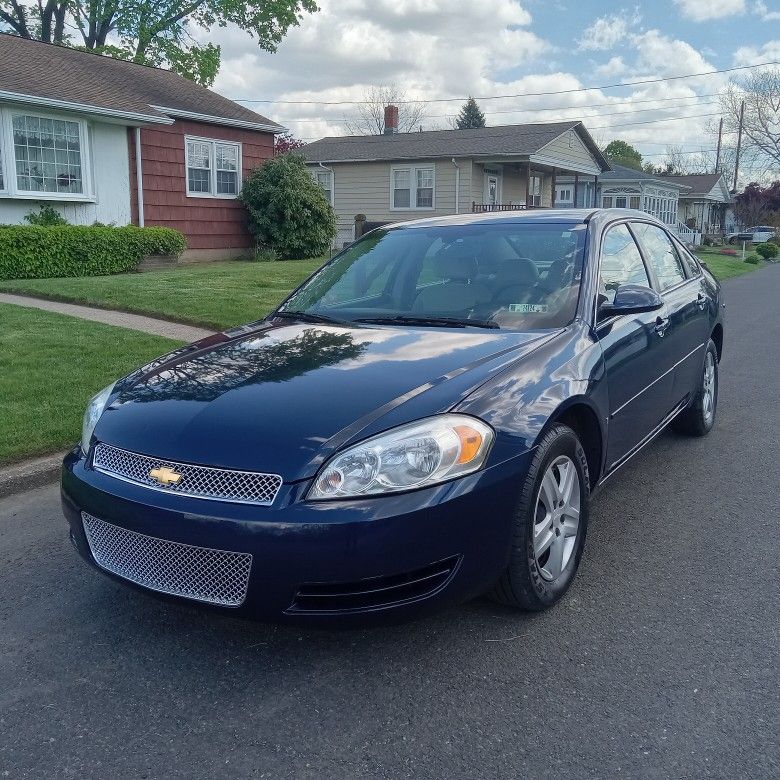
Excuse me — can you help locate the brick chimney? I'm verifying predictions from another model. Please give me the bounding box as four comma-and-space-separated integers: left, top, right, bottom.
384, 104, 399, 135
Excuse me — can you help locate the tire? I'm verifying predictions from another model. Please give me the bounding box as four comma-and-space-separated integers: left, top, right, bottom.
673, 339, 718, 437
489, 424, 590, 611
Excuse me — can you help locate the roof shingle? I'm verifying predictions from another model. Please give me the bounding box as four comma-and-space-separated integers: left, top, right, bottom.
0, 33, 282, 130
303, 121, 608, 167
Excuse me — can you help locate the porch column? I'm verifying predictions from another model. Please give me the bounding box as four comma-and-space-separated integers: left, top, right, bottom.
525, 162, 531, 208
593, 176, 599, 207
551, 168, 557, 208
573, 173, 579, 207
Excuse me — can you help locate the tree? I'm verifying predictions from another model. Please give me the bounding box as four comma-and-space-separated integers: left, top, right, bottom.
343, 84, 427, 135
603, 139, 643, 171
720, 68, 780, 180
455, 97, 486, 129
733, 181, 780, 228
274, 132, 306, 155
0, 1, 318, 85
239, 154, 336, 259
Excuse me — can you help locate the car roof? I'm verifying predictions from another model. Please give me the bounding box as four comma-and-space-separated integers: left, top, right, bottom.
386, 208, 664, 231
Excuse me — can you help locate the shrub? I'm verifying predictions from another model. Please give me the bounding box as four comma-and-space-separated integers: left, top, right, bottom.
755, 242, 778, 260
720, 248, 738, 256
0, 225, 186, 279
239, 154, 336, 259
745, 254, 761, 264
24, 204, 69, 226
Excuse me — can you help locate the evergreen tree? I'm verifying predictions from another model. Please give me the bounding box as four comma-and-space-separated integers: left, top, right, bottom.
456, 97, 487, 129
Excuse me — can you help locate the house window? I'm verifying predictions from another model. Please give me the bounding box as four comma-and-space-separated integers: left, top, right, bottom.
602, 195, 613, 208
556, 186, 573, 203
314, 170, 333, 204
186, 136, 241, 198
7, 113, 87, 196
392, 165, 435, 210
630, 196, 640, 210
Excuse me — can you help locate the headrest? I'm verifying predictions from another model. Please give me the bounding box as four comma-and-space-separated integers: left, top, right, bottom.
494, 257, 539, 285
433, 246, 478, 282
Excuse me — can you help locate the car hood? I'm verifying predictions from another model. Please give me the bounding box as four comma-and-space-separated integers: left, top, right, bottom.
95, 321, 553, 481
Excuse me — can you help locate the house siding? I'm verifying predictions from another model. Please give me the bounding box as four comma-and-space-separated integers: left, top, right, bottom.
0, 114, 131, 225
324, 157, 473, 247
131, 119, 274, 258
531, 129, 602, 175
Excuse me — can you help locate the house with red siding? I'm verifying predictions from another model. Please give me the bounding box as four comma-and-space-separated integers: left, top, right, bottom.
0, 34, 284, 259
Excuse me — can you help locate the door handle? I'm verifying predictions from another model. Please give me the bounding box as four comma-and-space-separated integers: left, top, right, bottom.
696, 292, 707, 310
654, 316, 670, 337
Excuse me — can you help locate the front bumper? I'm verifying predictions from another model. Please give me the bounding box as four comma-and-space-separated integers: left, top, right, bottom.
61, 446, 532, 623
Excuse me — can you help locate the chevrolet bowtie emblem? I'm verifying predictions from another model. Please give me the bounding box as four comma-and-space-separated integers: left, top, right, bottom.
148, 466, 183, 487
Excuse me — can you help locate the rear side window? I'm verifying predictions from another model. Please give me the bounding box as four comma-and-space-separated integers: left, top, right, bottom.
632, 222, 686, 291
600, 224, 650, 302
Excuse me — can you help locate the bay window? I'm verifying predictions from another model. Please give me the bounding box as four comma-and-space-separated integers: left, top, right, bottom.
0, 108, 91, 199
391, 165, 435, 209
186, 136, 241, 198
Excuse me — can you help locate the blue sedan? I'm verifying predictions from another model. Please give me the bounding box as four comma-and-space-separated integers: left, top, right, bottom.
61, 209, 724, 622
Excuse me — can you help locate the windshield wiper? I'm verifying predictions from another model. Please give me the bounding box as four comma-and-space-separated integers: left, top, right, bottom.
354, 315, 499, 330
272, 310, 349, 326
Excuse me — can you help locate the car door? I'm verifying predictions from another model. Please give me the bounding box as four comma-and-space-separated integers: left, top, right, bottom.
630, 221, 708, 407
596, 223, 676, 469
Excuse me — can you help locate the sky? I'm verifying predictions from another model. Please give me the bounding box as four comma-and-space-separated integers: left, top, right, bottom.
208, 0, 779, 174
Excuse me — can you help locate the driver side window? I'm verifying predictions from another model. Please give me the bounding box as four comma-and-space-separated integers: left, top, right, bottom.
600, 224, 650, 303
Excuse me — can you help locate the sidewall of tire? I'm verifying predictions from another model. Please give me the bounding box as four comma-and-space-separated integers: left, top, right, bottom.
496, 425, 590, 610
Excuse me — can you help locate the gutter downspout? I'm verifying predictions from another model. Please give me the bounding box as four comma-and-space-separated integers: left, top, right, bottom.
451, 158, 460, 214
134, 127, 144, 227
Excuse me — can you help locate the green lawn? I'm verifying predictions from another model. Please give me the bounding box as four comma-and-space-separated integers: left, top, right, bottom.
0, 304, 181, 464
0, 259, 326, 331
694, 248, 762, 281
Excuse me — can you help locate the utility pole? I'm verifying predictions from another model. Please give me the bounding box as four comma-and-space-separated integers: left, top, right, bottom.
732, 100, 745, 192
714, 117, 723, 173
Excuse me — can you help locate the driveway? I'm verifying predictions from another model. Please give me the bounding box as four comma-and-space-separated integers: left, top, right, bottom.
1, 266, 778, 780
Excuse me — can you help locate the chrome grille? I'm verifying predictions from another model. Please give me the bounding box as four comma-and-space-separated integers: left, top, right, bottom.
82, 513, 252, 607
92, 443, 282, 505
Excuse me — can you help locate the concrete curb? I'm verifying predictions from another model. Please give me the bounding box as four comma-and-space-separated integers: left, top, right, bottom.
0, 453, 63, 499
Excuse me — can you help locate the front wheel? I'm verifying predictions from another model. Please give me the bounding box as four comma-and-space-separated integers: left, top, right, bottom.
673, 340, 718, 436
489, 424, 589, 611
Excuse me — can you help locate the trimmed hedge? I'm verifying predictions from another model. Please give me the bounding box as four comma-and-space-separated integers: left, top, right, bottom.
0, 225, 186, 279
755, 242, 778, 260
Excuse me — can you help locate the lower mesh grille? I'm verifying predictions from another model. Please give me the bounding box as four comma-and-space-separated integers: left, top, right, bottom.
289, 556, 460, 614
82, 513, 252, 607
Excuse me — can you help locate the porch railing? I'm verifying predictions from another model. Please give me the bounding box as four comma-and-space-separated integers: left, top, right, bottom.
472, 203, 547, 213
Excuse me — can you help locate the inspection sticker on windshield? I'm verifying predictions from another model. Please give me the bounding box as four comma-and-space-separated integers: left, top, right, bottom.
508, 303, 549, 313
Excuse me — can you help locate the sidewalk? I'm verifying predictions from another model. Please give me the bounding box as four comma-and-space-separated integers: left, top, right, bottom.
0, 293, 214, 342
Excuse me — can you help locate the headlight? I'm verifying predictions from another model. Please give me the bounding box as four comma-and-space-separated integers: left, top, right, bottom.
81, 382, 115, 453
308, 414, 494, 500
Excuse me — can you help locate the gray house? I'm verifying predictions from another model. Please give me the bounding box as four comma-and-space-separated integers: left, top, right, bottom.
304, 110, 610, 247
660, 173, 732, 238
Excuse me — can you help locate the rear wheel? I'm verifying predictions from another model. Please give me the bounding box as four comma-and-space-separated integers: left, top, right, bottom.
489, 425, 589, 611
673, 340, 718, 436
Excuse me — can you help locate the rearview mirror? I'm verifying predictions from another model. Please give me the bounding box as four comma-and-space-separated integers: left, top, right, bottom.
599, 284, 663, 319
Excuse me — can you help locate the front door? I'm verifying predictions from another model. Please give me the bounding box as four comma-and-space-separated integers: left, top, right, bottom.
596, 223, 676, 469
484, 172, 501, 207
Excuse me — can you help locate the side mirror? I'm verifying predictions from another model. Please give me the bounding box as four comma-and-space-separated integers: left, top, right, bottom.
599, 284, 663, 319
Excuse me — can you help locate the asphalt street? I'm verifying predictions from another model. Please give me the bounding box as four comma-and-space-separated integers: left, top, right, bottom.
1, 265, 778, 780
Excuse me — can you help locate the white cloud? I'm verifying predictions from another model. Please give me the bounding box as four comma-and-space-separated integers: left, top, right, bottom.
210, 0, 552, 139
578, 11, 639, 51
754, 1, 780, 21
732, 39, 780, 65
674, 0, 746, 22
593, 56, 627, 78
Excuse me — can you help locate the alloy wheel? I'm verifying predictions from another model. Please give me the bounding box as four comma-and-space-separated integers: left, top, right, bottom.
533, 455, 581, 582
702, 351, 716, 424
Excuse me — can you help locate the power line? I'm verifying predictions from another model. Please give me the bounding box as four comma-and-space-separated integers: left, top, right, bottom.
283, 97, 720, 124
237, 61, 777, 105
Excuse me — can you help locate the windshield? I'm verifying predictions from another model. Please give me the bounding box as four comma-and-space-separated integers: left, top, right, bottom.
278, 221, 588, 330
